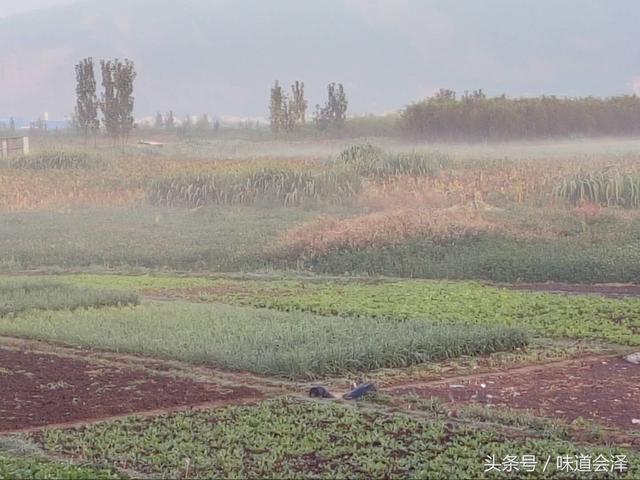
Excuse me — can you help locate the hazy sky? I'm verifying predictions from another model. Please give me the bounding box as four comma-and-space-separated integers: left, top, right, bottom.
0, 0, 638, 120
0, 0, 85, 18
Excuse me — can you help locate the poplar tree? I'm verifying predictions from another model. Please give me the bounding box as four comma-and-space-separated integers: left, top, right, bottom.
113, 59, 136, 145
100, 60, 118, 141
100, 58, 136, 146
290, 81, 307, 125
269, 80, 284, 133
74, 57, 99, 139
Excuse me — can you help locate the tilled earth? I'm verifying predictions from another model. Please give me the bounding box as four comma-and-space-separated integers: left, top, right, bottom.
0, 345, 264, 433
390, 355, 640, 430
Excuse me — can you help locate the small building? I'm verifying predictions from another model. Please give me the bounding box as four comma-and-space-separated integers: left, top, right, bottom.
0, 136, 29, 158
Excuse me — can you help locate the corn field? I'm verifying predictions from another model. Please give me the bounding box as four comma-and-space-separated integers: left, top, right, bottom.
554, 170, 640, 208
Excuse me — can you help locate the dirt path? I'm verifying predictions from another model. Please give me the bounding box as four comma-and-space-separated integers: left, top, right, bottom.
389, 354, 640, 430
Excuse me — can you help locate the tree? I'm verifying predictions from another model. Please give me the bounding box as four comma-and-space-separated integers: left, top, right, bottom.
165, 111, 175, 129
154, 112, 164, 129
100, 60, 118, 141
74, 57, 99, 140
327, 83, 348, 127
281, 98, 296, 132
290, 81, 307, 125
100, 58, 136, 146
269, 80, 284, 134
314, 83, 348, 130
179, 114, 193, 137
113, 59, 136, 145
196, 113, 211, 130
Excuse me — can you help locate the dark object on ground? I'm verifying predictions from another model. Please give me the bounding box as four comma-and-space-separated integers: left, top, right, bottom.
343, 383, 377, 400
309, 386, 335, 398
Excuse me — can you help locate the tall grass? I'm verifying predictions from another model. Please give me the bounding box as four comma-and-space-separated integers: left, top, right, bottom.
0, 302, 529, 378
147, 167, 362, 207
554, 170, 640, 208
334, 143, 448, 179
0, 279, 139, 316
6, 149, 108, 170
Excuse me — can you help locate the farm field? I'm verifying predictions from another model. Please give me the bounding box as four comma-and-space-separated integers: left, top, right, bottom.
1, 137, 640, 478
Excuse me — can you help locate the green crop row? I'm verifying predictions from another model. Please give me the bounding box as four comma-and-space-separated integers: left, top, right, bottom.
183, 278, 640, 346
0, 279, 139, 317
0, 302, 528, 379
51, 274, 640, 346
0, 453, 121, 479
34, 397, 640, 479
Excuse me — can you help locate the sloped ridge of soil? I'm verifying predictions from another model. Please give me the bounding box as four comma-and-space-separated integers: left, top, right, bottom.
390, 356, 640, 430
507, 282, 640, 298
0, 347, 262, 432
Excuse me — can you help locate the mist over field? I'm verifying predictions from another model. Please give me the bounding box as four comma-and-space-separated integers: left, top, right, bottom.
2, 2, 640, 479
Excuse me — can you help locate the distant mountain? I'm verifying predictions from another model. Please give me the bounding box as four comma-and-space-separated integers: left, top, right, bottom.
1, 0, 638, 120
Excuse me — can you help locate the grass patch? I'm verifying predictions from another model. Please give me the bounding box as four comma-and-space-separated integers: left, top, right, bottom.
0, 279, 138, 316
33, 397, 640, 479
0, 302, 528, 379
0, 206, 328, 271
296, 232, 640, 284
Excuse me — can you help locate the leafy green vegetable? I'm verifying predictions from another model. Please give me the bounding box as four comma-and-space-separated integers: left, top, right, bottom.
35, 398, 640, 479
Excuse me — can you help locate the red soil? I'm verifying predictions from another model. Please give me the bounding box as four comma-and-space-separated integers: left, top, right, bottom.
0, 346, 262, 432
390, 356, 640, 430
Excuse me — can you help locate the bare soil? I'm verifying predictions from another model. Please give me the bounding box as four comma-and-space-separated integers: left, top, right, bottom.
506, 282, 640, 298
390, 355, 640, 430
0, 345, 264, 433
